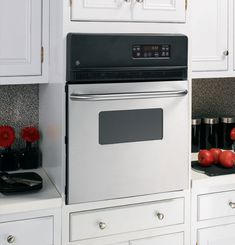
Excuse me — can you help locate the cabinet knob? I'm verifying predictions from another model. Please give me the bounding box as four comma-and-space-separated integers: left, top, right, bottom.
7, 235, 15, 244
99, 222, 107, 230
229, 202, 235, 209
223, 50, 229, 56
156, 212, 164, 220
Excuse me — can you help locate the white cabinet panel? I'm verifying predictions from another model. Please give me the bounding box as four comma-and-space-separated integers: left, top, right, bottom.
0, 217, 53, 245
70, 198, 184, 241
192, 0, 228, 72
198, 190, 235, 221
0, 0, 42, 77
71, 0, 185, 22
71, 0, 132, 21
198, 224, 235, 245
130, 232, 184, 245
132, 0, 186, 23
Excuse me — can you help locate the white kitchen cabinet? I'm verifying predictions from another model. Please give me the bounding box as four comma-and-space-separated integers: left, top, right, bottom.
0, 169, 61, 245
198, 224, 235, 245
191, 167, 235, 245
132, 0, 186, 22
0, 217, 53, 245
0, 0, 49, 84
71, 0, 132, 21
106, 233, 184, 245
0, 0, 42, 76
192, 0, 229, 72
70, 0, 186, 23
130, 232, 184, 245
70, 198, 184, 241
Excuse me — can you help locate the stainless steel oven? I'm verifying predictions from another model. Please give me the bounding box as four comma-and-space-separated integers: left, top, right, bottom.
66, 34, 189, 204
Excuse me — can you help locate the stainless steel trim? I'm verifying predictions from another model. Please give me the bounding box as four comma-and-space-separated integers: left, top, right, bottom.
221, 117, 235, 124
203, 118, 219, 124
70, 90, 188, 101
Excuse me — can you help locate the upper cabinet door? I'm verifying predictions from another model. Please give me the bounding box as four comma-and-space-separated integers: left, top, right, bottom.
192, 0, 229, 72
0, 0, 42, 77
71, 0, 132, 21
132, 0, 186, 23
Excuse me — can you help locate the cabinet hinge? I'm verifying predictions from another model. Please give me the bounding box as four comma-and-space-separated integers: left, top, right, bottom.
41, 46, 44, 63
185, 0, 188, 10
69, 0, 72, 7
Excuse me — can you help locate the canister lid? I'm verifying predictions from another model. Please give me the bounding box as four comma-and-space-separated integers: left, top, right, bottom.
220, 117, 235, 124
203, 117, 219, 124
192, 119, 201, 125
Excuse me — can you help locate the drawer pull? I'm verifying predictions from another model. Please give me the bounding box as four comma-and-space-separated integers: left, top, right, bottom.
7, 235, 15, 244
156, 212, 165, 220
99, 222, 107, 230
229, 202, 235, 209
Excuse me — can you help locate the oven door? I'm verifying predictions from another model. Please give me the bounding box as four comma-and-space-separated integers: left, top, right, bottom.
67, 81, 189, 204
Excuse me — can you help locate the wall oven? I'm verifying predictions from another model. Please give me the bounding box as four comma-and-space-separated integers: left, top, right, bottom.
66, 34, 189, 205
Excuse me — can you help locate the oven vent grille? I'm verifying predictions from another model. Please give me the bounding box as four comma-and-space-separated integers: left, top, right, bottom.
68, 68, 187, 83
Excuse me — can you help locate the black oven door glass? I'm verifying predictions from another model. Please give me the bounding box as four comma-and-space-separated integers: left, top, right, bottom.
99, 108, 163, 145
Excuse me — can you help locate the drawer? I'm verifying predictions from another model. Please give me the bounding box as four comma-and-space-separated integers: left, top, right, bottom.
198, 190, 235, 221
70, 198, 184, 241
0, 216, 53, 245
130, 232, 184, 245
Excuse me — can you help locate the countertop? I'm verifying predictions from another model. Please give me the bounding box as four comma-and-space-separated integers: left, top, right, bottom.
0, 168, 62, 215
191, 153, 235, 193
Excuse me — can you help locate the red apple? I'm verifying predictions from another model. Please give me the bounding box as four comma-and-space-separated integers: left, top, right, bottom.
198, 150, 214, 167
230, 128, 235, 141
219, 150, 235, 168
209, 148, 222, 164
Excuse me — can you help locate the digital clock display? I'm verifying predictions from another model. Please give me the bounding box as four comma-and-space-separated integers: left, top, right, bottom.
132, 44, 171, 59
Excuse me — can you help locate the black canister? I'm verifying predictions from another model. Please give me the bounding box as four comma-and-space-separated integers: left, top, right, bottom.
192, 119, 201, 152
201, 118, 219, 149
219, 117, 235, 150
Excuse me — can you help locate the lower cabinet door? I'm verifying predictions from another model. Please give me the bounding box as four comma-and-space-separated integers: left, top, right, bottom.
0, 217, 53, 245
198, 224, 235, 245
130, 232, 184, 245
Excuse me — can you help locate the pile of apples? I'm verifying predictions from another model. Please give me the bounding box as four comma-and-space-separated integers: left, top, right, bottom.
198, 128, 235, 168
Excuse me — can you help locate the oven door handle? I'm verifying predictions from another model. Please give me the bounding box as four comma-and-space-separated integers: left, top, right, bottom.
70, 89, 188, 101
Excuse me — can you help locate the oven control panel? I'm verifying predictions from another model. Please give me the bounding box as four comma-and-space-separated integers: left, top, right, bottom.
132, 44, 171, 59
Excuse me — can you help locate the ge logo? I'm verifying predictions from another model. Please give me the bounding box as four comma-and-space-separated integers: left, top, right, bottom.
75, 60, 80, 66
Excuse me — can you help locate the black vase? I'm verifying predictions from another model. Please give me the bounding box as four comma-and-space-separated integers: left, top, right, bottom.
19, 143, 42, 169
0, 148, 19, 171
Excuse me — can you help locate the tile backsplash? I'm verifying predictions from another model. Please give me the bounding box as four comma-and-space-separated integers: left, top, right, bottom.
0, 85, 39, 149
192, 78, 235, 118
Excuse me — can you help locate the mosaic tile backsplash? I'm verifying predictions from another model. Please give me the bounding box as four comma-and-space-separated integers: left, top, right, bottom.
192, 78, 235, 118
0, 85, 39, 149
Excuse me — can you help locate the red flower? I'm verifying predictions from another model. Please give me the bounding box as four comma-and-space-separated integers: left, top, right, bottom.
21, 127, 40, 143
0, 126, 15, 148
